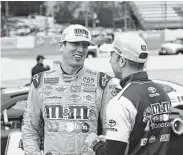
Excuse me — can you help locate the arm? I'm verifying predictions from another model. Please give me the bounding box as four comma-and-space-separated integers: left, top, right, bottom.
87, 95, 137, 155
98, 73, 113, 135
22, 73, 43, 155
94, 140, 127, 155
100, 77, 121, 135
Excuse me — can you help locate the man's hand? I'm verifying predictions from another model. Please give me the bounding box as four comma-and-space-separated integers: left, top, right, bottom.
99, 135, 106, 142
85, 133, 99, 148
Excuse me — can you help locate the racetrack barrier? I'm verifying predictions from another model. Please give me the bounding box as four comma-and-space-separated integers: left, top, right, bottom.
1, 37, 17, 50
1, 55, 183, 82
16, 36, 35, 49
1, 36, 35, 50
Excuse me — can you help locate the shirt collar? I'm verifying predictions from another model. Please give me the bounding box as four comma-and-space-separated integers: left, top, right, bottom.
59, 63, 84, 82
120, 71, 149, 88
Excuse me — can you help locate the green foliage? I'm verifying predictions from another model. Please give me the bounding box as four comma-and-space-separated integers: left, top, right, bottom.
54, 1, 80, 24
1, 1, 44, 16
54, 1, 114, 27
0, 1, 115, 27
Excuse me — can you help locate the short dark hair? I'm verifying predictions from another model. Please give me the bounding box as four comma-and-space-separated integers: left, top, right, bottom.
36, 55, 45, 61
126, 59, 145, 70
59, 41, 66, 47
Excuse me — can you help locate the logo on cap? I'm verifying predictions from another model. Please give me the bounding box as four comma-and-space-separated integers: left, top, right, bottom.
141, 45, 147, 51
74, 29, 89, 38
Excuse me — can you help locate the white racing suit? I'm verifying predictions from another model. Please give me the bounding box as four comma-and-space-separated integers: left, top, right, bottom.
22, 66, 117, 155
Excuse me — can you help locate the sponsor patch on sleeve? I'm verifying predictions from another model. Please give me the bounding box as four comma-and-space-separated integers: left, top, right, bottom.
33, 72, 43, 89
99, 72, 111, 90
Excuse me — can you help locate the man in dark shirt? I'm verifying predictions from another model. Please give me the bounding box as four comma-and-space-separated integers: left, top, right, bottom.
85, 34, 172, 155
31, 55, 50, 82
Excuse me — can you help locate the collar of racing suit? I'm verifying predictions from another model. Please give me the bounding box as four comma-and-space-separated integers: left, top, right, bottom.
59, 63, 84, 82
120, 71, 149, 88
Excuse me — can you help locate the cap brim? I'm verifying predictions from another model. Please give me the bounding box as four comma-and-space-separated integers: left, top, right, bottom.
88, 41, 96, 46
113, 48, 122, 56
61, 38, 96, 46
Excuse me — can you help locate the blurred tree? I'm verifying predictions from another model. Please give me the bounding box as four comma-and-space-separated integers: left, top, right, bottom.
54, 1, 80, 24
89, 1, 102, 14
1, 13, 6, 37
98, 7, 113, 27
89, 1, 114, 27
1, 1, 44, 16
53, 1, 114, 27
0, 1, 115, 27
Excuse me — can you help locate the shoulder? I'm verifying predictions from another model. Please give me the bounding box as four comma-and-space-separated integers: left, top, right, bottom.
32, 69, 58, 89
84, 68, 112, 90
109, 94, 137, 117
32, 72, 44, 89
32, 65, 37, 70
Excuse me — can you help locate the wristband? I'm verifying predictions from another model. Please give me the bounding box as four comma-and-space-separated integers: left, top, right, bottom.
91, 138, 100, 148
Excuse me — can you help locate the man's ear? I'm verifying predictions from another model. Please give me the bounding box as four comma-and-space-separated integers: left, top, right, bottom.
60, 43, 64, 53
120, 57, 126, 68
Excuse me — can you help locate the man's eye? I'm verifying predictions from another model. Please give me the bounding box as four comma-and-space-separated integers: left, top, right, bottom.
83, 43, 89, 48
83, 45, 89, 48
72, 42, 78, 46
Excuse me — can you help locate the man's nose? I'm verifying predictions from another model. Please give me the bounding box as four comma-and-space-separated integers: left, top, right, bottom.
77, 44, 85, 52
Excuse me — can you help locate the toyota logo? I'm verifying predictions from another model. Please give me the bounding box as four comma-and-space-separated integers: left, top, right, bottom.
108, 119, 116, 127
148, 87, 156, 93
83, 77, 94, 83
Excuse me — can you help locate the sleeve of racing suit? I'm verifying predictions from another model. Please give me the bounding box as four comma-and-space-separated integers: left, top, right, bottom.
22, 81, 43, 155
99, 77, 121, 135
98, 73, 113, 135
93, 139, 127, 155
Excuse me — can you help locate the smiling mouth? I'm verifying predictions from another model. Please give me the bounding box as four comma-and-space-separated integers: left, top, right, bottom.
74, 54, 82, 58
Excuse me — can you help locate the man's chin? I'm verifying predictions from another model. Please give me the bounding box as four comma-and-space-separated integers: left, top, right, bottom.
71, 62, 84, 68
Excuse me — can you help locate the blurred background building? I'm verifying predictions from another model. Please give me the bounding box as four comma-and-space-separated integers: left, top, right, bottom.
1, 1, 183, 55
1, 1, 183, 85
114, 1, 183, 30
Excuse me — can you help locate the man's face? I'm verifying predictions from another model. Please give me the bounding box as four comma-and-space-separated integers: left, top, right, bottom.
110, 51, 121, 79
39, 58, 43, 64
61, 41, 89, 67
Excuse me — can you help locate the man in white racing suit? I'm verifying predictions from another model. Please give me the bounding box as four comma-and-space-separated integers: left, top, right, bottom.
22, 24, 117, 155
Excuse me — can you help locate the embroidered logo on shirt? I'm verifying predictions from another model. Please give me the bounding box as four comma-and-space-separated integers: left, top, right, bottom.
44, 77, 59, 85
108, 119, 116, 127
